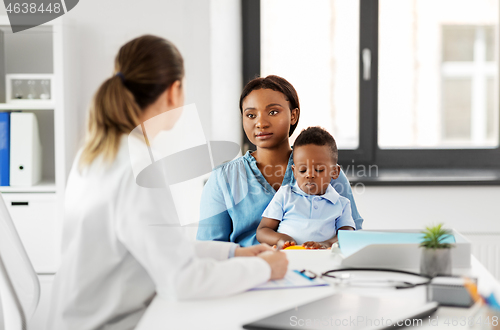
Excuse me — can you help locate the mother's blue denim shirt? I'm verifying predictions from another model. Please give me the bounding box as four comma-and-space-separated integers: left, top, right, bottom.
196, 150, 363, 247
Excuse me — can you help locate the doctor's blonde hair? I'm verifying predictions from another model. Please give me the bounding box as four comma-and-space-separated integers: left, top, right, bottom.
79, 35, 184, 167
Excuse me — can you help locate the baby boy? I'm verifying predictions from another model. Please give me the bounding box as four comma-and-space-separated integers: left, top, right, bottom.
256, 126, 355, 249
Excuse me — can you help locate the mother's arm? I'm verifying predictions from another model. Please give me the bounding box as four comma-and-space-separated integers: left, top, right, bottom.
331, 169, 364, 230
196, 169, 233, 242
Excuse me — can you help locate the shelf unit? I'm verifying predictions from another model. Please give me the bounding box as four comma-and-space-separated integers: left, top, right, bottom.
0, 16, 79, 273
0, 103, 55, 110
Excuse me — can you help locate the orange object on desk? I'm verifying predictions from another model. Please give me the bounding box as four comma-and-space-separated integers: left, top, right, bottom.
283, 246, 306, 250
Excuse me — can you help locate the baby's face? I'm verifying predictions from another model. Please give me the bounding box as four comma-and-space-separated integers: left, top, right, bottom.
292, 144, 339, 195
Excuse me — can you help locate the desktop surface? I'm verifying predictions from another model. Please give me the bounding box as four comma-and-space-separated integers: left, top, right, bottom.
136, 250, 499, 330
243, 293, 438, 330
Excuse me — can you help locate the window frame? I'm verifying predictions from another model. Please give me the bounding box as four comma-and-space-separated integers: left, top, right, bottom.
242, 0, 500, 170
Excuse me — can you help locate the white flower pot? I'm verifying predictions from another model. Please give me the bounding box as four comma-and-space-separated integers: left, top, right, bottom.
420, 248, 452, 277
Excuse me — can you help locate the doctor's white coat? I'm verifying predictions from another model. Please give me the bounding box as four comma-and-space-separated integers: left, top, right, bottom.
47, 137, 271, 330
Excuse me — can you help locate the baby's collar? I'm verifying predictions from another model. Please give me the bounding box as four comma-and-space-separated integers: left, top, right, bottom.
291, 181, 340, 204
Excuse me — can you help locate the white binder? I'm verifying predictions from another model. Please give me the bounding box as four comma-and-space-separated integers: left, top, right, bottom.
9, 113, 42, 186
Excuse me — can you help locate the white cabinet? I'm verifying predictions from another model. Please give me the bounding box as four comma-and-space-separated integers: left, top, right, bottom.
3, 193, 58, 273
0, 17, 79, 274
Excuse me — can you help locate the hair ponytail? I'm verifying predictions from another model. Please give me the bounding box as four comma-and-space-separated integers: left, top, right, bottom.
79, 35, 184, 168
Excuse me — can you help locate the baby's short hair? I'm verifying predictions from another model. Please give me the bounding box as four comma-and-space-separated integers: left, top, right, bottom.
293, 127, 338, 163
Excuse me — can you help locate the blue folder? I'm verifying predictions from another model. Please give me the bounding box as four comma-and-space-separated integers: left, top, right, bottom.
0, 112, 10, 186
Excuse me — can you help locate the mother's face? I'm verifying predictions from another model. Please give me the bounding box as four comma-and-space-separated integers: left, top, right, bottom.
241, 89, 298, 149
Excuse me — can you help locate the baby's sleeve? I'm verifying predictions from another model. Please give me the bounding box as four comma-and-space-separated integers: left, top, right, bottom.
261, 186, 287, 221
336, 198, 356, 231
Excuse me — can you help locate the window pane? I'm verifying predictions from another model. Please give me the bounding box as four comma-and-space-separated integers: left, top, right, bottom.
261, 0, 359, 149
486, 26, 495, 61
487, 77, 496, 139
378, 0, 499, 148
442, 26, 475, 62
443, 78, 472, 140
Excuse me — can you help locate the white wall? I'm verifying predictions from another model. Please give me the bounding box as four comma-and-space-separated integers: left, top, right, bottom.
355, 186, 500, 279
60, 0, 241, 147
64, 0, 206, 143
355, 186, 500, 233
210, 0, 242, 144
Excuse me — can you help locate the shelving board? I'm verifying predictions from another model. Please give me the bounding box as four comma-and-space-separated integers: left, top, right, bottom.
0, 103, 55, 110
0, 15, 61, 26
0, 180, 56, 193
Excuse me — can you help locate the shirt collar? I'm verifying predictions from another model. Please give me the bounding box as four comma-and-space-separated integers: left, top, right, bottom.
291, 181, 340, 204
243, 149, 295, 187
243, 150, 256, 164
243, 149, 294, 165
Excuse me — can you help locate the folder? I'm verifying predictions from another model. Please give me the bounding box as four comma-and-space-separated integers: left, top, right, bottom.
10, 113, 42, 186
0, 112, 10, 186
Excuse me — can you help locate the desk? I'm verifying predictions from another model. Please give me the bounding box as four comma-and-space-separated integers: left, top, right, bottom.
136, 250, 500, 330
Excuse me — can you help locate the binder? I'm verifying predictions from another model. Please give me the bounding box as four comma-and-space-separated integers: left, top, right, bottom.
0, 112, 10, 186
10, 113, 42, 186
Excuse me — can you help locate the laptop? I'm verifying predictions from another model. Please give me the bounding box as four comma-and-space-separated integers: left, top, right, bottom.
243, 292, 438, 330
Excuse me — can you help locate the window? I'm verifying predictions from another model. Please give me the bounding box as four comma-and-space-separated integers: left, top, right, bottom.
243, 0, 500, 169
260, 0, 359, 149
441, 26, 497, 145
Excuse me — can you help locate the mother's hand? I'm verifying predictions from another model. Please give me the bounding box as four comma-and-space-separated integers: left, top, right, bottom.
234, 243, 274, 257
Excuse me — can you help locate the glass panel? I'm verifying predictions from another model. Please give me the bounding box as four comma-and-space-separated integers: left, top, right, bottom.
378, 0, 499, 148
442, 26, 475, 62
443, 78, 472, 140
487, 78, 496, 139
486, 26, 495, 61
261, 0, 359, 149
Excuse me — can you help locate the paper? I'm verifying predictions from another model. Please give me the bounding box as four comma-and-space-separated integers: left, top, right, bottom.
338, 231, 456, 258
250, 270, 329, 291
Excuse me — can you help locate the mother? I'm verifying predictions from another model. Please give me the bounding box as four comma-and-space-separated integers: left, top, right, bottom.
197, 75, 363, 247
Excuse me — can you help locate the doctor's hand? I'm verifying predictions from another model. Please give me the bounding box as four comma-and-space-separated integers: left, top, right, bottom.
258, 251, 288, 280
234, 243, 274, 257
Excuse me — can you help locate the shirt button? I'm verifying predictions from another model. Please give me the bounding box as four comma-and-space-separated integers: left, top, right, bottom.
314, 205, 318, 209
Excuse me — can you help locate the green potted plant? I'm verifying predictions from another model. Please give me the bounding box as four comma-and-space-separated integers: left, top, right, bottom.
420, 223, 454, 277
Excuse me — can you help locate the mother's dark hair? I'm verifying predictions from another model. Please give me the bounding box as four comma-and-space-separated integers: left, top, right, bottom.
239, 75, 300, 136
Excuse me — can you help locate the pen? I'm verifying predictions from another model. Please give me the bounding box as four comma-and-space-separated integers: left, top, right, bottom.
464, 277, 483, 304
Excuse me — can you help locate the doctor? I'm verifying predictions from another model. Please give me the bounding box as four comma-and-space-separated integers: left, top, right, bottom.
47, 35, 288, 330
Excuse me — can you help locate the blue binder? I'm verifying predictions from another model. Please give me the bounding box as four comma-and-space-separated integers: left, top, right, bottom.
0, 112, 10, 186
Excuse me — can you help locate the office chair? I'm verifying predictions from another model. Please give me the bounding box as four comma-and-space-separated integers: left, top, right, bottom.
0, 192, 40, 330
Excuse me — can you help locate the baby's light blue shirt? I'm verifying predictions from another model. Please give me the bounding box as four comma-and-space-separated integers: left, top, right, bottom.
196, 150, 363, 247
262, 181, 356, 245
